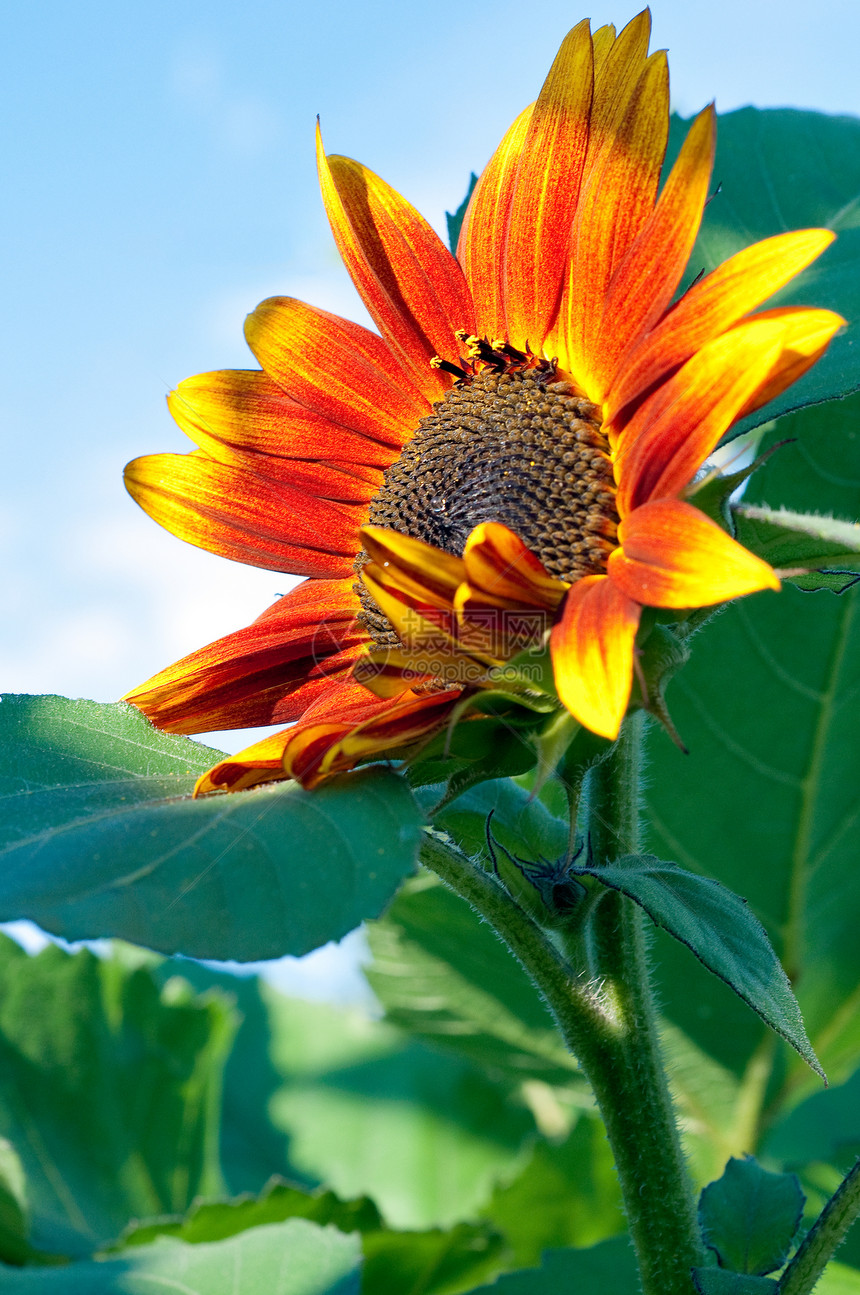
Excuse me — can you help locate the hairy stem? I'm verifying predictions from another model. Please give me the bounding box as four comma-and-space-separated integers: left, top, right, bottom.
778, 1160, 860, 1294
423, 716, 701, 1294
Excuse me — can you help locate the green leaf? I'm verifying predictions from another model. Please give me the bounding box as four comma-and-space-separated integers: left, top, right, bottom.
0, 936, 235, 1258
271, 1038, 532, 1231
733, 505, 860, 593
362, 1222, 506, 1295
691, 1271, 778, 1294
446, 174, 477, 255
0, 1218, 362, 1293
645, 394, 860, 1092
666, 107, 860, 436
764, 1065, 860, 1169
116, 1176, 382, 1249
462, 1236, 637, 1293
481, 1116, 625, 1263
698, 1157, 805, 1275
0, 1138, 29, 1265
571, 856, 824, 1079
165, 964, 534, 1230
427, 777, 569, 866
366, 873, 581, 1087
817, 1263, 860, 1293
0, 695, 424, 960
116, 1174, 504, 1295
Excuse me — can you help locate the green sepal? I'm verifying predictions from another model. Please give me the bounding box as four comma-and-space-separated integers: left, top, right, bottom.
630, 622, 691, 749
732, 503, 860, 593
688, 444, 777, 531
699, 1156, 805, 1275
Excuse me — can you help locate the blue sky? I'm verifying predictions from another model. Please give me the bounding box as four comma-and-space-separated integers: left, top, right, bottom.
4, 0, 860, 758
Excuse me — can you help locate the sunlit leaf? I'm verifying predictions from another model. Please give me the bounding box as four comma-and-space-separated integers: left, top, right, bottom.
646, 394, 860, 1096
0, 1218, 361, 1293
0, 937, 235, 1258
0, 695, 424, 961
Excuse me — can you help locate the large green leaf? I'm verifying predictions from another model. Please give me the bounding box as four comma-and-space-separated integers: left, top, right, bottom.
764, 1065, 860, 1169
571, 857, 822, 1079
117, 1177, 382, 1249
116, 1177, 505, 1295
162, 964, 535, 1231
271, 1040, 532, 1231
645, 394, 860, 1097
462, 1236, 637, 1293
366, 873, 581, 1087
0, 937, 235, 1258
666, 108, 860, 435
481, 1115, 624, 1263
0, 695, 424, 960
0, 1218, 362, 1293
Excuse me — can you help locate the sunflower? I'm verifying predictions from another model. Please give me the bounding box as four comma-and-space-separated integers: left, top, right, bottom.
124, 11, 842, 793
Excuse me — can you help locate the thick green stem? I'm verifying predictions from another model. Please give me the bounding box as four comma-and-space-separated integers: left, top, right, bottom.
778, 1160, 860, 1294
423, 716, 702, 1294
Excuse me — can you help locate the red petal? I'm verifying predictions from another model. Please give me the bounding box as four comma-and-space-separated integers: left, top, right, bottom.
124, 451, 364, 576
458, 104, 533, 343
550, 575, 640, 739
504, 20, 594, 350
597, 105, 715, 396
124, 578, 366, 732
244, 297, 429, 447
168, 369, 402, 479
557, 50, 669, 394
317, 131, 476, 400
283, 680, 461, 787
609, 498, 781, 607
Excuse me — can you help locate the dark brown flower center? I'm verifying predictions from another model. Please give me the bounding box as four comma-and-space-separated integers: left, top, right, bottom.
356, 349, 619, 648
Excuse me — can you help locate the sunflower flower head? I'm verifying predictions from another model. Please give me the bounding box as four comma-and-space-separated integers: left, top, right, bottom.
123, 11, 843, 793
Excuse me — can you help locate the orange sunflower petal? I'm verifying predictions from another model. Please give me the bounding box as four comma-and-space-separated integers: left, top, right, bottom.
557, 50, 669, 394
194, 729, 300, 795
550, 575, 641, 739
168, 369, 403, 476
244, 297, 429, 446
124, 578, 366, 732
360, 525, 465, 602
609, 498, 780, 607
457, 103, 534, 343
359, 564, 463, 655
503, 20, 594, 350
124, 451, 363, 576
317, 130, 476, 400
281, 680, 462, 788
461, 523, 567, 611
587, 11, 652, 158
597, 104, 716, 394
731, 306, 845, 420
607, 228, 836, 420
613, 315, 788, 514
